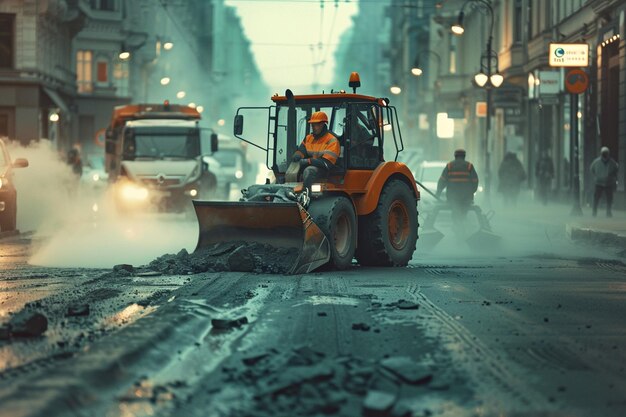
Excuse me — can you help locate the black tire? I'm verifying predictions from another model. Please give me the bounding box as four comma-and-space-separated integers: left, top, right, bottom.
355, 179, 417, 267
308, 196, 357, 270
0, 195, 17, 232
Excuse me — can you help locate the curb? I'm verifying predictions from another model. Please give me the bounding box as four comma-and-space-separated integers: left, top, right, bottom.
0, 230, 19, 240
566, 224, 626, 249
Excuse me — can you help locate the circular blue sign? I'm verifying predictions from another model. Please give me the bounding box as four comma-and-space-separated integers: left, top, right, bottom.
555, 48, 565, 58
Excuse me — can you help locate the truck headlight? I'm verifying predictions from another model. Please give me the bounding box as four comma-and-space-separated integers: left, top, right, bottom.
235, 170, 244, 179
92, 173, 100, 182
189, 189, 198, 197
0, 178, 3, 189
120, 184, 149, 201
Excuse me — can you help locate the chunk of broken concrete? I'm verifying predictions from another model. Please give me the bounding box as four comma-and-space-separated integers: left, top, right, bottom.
352, 322, 371, 331
9, 311, 48, 337
396, 301, 419, 310
211, 316, 248, 330
67, 304, 90, 317
113, 264, 135, 273
362, 390, 396, 417
380, 356, 433, 385
227, 245, 256, 272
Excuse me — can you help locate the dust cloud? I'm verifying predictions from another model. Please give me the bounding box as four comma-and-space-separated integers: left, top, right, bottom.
415, 192, 610, 263
7, 140, 197, 269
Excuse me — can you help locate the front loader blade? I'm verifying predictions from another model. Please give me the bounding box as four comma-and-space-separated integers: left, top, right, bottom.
193, 201, 330, 274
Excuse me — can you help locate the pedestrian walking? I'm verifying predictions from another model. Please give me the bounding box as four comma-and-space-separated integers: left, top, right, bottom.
590, 146, 619, 217
535, 150, 554, 206
497, 152, 526, 206
436, 149, 479, 235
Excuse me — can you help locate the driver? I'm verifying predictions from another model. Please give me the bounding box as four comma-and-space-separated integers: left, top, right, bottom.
291, 111, 340, 193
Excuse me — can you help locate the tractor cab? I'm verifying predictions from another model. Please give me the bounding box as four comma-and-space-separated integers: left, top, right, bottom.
233, 74, 405, 185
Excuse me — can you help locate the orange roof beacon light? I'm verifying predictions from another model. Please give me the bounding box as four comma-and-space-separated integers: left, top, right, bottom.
349, 72, 361, 93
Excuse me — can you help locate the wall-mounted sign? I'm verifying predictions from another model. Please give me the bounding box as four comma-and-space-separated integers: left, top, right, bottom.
476, 102, 487, 118
564, 69, 589, 94
538, 71, 561, 95
549, 43, 589, 67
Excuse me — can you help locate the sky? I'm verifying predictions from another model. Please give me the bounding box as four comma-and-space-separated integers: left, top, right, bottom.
224, 0, 359, 92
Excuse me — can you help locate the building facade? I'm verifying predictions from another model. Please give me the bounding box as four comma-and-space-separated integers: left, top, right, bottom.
364, 0, 626, 208
0, 0, 265, 164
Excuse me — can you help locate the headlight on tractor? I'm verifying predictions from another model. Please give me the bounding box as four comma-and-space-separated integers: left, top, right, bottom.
120, 184, 149, 201
311, 183, 322, 193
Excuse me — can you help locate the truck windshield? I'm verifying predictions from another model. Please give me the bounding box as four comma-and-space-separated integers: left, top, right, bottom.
126, 132, 200, 160
213, 149, 241, 168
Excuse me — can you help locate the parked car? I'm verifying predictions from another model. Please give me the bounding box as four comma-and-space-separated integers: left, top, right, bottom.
0, 139, 29, 232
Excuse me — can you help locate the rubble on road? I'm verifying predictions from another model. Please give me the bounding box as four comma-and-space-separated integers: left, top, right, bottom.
6, 311, 48, 338
211, 316, 249, 330
212, 346, 437, 417
67, 304, 90, 317
147, 243, 299, 276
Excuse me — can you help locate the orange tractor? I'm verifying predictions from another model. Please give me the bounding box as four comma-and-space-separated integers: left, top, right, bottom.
193, 73, 420, 273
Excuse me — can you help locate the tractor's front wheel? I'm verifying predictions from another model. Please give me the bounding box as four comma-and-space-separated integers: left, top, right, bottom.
309, 196, 356, 270
355, 180, 417, 266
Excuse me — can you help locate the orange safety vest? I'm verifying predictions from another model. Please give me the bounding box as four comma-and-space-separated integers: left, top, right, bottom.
446, 161, 478, 183
295, 131, 340, 165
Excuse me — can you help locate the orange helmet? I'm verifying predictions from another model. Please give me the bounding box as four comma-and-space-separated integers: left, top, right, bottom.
308, 111, 328, 124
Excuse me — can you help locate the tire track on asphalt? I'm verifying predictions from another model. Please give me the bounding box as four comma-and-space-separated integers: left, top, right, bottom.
405, 283, 556, 413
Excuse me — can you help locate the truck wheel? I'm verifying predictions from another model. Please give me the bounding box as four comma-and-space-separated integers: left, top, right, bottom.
0, 196, 17, 232
309, 196, 356, 270
355, 180, 417, 266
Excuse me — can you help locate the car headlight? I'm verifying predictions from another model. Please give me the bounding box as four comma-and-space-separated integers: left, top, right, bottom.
120, 184, 149, 201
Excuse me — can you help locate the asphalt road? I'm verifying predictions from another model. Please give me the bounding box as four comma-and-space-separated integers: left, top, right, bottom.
0, 207, 625, 417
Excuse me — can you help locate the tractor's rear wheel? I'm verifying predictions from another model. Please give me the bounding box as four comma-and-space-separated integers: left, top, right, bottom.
355, 180, 417, 266
309, 196, 356, 270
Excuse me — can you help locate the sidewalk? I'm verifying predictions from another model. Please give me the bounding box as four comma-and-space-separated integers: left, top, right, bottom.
480, 192, 626, 251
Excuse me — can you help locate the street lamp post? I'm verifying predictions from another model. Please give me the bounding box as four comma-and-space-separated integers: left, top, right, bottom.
451, 0, 502, 202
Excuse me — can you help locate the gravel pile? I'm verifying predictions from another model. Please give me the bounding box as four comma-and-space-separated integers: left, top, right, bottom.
149, 243, 300, 275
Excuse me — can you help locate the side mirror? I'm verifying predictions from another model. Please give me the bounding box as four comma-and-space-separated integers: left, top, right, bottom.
210, 133, 218, 153
12, 158, 29, 168
234, 115, 244, 136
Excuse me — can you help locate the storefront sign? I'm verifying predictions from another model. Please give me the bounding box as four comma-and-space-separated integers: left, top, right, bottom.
549, 43, 589, 67
475, 102, 487, 118
538, 71, 561, 95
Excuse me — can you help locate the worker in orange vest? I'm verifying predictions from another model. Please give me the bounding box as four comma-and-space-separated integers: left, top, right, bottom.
436, 149, 479, 229
292, 111, 340, 195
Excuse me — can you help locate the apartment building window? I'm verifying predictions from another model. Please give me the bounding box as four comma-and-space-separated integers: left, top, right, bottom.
514, 0, 522, 43
527, 0, 533, 39
91, 0, 116, 11
76, 50, 93, 93
96, 60, 108, 83
113, 59, 129, 97
0, 14, 15, 68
